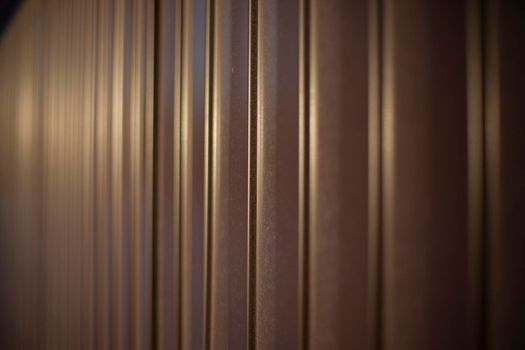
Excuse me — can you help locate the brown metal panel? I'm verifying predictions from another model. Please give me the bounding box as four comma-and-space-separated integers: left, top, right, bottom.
2, 1, 525, 349
256, 0, 300, 348
208, 0, 249, 348
309, 0, 369, 348
382, 0, 469, 349
41, 2, 59, 348
111, 0, 132, 347
94, 0, 115, 348
0, 2, 42, 348
181, 0, 207, 348
0, 0, 152, 348
129, 0, 153, 348
155, 0, 181, 348
486, 1, 525, 348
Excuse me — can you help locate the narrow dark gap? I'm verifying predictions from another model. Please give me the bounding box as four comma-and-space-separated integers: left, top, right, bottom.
91, 0, 101, 346
151, 0, 160, 348
122, 1, 133, 347
479, 0, 489, 348
107, 1, 116, 346
376, 0, 384, 349
204, 0, 215, 348
248, 0, 258, 349
177, 1, 185, 349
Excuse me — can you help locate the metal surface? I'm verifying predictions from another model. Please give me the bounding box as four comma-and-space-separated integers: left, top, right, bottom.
208, 0, 249, 347
382, 1, 469, 349
1, 0, 525, 349
0, 0, 154, 349
309, 0, 369, 348
256, 0, 300, 349
487, 1, 525, 349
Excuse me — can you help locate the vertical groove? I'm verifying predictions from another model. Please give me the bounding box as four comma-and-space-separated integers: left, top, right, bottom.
178, 2, 185, 349
247, 0, 258, 349
480, 1, 488, 348
299, 0, 310, 348
204, 0, 215, 348
37, 1, 48, 346
151, 0, 160, 348
90, 1, 100, 347
467, 0, 487, 349
483, 0, 499, 348
368, 0, 383, 349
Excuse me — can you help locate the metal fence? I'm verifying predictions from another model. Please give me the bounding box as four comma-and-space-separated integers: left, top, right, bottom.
0, 0, 524, 349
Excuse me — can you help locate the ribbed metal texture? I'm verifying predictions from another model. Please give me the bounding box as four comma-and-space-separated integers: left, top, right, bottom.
0, 0, 524, 349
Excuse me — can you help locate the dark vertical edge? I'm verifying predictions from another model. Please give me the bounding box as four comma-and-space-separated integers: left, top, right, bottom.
152, 0, 161, 347
150, 0, 162, 350
151, 0, 160, 348
36, 0, 47, 346
483, 0, 499, 348
368, 0, 383, 349
129, 0, 141, 346
298, 0, 310, 348
151, 0, 165, 350
247, 0, 258, 349
204, 0, 215, 348
466, 0, 486, 349
176, 1, 185, 349
124, 0, 133, 342
204, 0, 214, 348
486, 0, 525, 347
146, 0, 155, 344
124, 0, 133, 344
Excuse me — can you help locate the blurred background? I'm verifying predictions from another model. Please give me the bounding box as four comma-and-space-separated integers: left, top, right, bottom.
0, 0, 524, 349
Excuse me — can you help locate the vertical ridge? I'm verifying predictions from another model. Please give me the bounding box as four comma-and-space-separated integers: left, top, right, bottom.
299, 0, 310, 348
177, 1, 185, 349
368, 0, 383, 349
151, 0, 160, 348
247, 0, 258, 348
380, 0, 395, 345
466, 0, 486, 349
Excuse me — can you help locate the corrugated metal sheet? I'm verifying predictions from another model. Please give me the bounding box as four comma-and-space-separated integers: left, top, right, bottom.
0, 0, 524, 349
